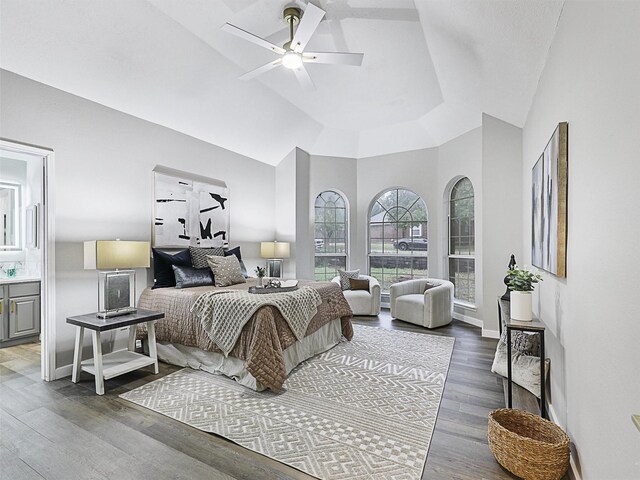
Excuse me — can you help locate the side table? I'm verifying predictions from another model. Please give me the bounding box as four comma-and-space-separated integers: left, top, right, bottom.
67, 309, 164, 395
505, 317, 547, 419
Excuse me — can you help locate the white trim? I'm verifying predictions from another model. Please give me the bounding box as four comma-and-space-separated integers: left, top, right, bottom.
547, 404, 582, 480
482, 328, 500, 339
454, 300, 477, 311
55, 363, 73, 380
0, 139, 56, 382
568, 457, 582, 480
452, 311, 483, 328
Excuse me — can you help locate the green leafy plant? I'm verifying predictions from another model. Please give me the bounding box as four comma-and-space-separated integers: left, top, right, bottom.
507, 266, 543, 292
255, 266, 267, 278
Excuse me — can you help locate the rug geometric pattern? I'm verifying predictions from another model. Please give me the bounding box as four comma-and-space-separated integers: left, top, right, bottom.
120, 325, 454, 480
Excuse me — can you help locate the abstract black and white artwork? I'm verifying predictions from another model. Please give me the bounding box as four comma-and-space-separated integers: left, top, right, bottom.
531, 155, 544, 267
153, 171, 229, 249
531, 122, 568, 278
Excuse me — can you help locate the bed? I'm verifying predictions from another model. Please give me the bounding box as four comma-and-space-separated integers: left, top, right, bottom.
136, 279, 353, 392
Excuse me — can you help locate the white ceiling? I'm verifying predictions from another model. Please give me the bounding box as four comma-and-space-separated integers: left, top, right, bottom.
0, 0, 564, 165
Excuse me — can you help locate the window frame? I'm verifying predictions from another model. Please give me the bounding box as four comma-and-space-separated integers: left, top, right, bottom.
447, 177, 476, 306
367, 188, 429, 294
313, 190, 348, 282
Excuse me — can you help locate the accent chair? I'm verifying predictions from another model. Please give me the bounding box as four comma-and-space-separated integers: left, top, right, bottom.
390, 278, 454, 328
331, 274, 381, 316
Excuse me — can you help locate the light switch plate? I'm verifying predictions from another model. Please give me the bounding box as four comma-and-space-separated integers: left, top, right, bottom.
633, 415, 640, 433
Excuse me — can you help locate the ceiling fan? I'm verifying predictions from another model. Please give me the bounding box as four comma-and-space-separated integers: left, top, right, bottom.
221, 3, 364, 90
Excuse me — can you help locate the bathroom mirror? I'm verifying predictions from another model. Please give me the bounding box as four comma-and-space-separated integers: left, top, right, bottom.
0, 183, 20, 250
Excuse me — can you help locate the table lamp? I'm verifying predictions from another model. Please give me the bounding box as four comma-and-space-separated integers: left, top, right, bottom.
260, 241, 290, 278
84, 240, 150, 318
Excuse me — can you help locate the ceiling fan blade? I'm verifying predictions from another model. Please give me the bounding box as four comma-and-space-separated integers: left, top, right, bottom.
239, 59, 282, 80
290, 3, 325, 53
221, 23, 286, 55
293, 64, 315, 90
303, 51, 364, 66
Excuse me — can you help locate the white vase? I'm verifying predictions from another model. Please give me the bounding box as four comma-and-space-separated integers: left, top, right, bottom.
510, 291, 533, 321
257, 277, 264, 288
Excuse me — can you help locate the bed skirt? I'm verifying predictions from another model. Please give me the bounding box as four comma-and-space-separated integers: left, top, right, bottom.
149, 317, 343, 391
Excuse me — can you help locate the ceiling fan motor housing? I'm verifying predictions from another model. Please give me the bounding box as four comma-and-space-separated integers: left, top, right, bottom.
283, 7, 301, 26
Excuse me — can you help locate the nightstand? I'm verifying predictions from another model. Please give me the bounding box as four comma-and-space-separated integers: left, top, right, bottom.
67, 309, 164, 395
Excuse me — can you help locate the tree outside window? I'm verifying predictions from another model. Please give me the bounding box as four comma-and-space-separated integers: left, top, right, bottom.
448, 178, 475, 303
314, 190, 348, 281
368, 188, 428, 292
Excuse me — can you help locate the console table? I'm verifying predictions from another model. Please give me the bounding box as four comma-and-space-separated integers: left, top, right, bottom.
505, 317, 547, 419
67, 309, 164, 395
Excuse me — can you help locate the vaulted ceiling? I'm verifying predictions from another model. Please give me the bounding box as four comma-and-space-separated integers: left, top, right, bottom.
0, 0, 564, 165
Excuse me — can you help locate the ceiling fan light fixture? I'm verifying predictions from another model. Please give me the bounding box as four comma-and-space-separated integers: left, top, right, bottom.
282, 51, 303, 69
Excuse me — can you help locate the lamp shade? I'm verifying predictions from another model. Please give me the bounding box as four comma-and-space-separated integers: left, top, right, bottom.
84, 240, 150, 270
260, 241, 290, 259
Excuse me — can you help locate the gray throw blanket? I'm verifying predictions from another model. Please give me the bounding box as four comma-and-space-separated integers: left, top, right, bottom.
191, 286, 322, 356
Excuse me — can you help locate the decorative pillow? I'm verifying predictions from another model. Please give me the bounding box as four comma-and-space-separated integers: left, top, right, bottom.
491, 341, 550, 398
423, 282, 437, 293
224, 246, 248, 278
152, 248, 192, 289
189, 246, 224, 268
207, 255, 246, 287
172, 265, 214, 289
350, 278, 370, 291
338, 269, 360, 290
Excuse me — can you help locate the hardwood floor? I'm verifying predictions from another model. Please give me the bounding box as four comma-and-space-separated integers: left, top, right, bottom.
0, 313, 528, 480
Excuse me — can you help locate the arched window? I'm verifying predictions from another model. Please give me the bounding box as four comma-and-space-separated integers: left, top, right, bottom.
314, 190, 348, 281
368, 188, 428, 292
448, 177, 475, 303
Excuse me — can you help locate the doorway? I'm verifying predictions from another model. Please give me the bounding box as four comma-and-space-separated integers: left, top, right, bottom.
0, 139, 55, 381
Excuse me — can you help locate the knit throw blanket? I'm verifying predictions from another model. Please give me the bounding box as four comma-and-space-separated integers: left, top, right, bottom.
191, 286, 322, 356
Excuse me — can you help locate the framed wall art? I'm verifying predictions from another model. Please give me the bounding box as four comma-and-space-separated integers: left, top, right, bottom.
152, 166, 229, 249
531, 122, 568, 278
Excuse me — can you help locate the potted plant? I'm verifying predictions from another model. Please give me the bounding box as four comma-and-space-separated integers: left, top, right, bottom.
506, 266, 543, 321
255, 266, 267, 287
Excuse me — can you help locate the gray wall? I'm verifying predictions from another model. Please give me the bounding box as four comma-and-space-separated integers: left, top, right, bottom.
309, 154, 358, 272
0, 70, 276, 372
356, 147, 441, 276
275, 149, 298, 278
521, 2, 640, 477
481, 114, 523, 333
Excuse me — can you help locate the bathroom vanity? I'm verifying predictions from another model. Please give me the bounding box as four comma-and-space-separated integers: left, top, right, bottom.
0, 278, 40, 347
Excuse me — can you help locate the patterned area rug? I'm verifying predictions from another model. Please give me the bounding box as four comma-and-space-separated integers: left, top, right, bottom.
120, 325, 454, 480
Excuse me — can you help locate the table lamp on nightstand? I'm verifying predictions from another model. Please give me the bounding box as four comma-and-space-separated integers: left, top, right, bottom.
260, 241, 290, 278
84, 240, 150, 318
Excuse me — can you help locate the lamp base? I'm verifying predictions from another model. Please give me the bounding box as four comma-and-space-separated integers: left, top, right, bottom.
96, 307, 137, 319
266, 259, 283, 278
97, 270, 136, 319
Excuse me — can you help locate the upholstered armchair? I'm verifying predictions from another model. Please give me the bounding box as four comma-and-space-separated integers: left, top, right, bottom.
331, 275, 381, 316
390, 278, 454, 328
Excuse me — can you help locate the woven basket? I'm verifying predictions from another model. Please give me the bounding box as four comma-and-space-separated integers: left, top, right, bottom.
488, 408, 570, 480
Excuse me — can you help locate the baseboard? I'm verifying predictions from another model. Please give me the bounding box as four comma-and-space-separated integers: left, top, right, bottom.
568, 457, 582, 480
547, 403, 582, 480
452, 312, 483, 328
54, 364, 72, 380
482, 328, 500, 339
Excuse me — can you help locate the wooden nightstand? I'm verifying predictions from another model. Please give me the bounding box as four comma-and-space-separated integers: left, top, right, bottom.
67, 309, 164, 395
